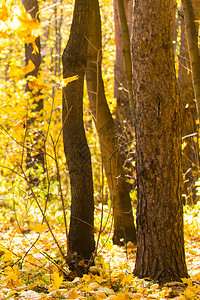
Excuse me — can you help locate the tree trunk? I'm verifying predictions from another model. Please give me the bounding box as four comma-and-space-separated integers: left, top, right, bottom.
182, 0, 200, 113
115, 0, 134, 116
132, 0, 188, 283
113, 0, 134, 162
178, 1, 200, 204
86, 0, 136, 245
62, 0, 95, 260
22, 0, 44, 175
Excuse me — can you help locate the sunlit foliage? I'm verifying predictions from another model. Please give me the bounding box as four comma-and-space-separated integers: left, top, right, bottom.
0, 0, 199, 298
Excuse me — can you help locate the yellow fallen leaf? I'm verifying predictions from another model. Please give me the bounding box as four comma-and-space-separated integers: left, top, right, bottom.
121, 274, 134, 286
181, 278, 192, 285
50, 271, 63, 291
184, 285, 199, 299
33, 223, 47, 234
3, 265, 21, 287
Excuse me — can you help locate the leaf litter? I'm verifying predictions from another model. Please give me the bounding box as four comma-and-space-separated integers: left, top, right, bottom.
0, 203, 199, 300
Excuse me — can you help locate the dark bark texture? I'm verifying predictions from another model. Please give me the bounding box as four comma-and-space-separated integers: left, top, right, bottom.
62, 0, 95, 259
132, 0, 188, 283
86, 0, 136, 244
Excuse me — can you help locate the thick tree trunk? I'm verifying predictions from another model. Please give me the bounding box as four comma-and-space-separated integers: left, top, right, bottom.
86, 0, 136, 245
22, 0, 44, 175
62, 0, 95, 259
178, 3, 199, 204
132, 0, 188, 283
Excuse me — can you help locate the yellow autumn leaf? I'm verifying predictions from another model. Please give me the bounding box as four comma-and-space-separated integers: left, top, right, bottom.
184, 285, 199, 299
50, 271, 63, 291
2, 252, 13, 262
121, 274, 134, 286
33, 223, 47, 233
23, 60, 35, 76
60, 75, 79, 87
3, 265, 21, 286
82, 273, 92, 283
181, 278, 193, 285
32, 42, 39, 54
94, 274, 105, 284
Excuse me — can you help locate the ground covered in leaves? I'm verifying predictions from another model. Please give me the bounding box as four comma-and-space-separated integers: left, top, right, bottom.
0, 202, 199, 300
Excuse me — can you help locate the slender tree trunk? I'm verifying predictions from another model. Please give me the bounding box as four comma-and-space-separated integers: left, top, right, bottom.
178, 2, 199, 204
113, 0, 134, 163
115, 0, 134, 116
132, 0, 188, 283
182, 0, 200, 113
86, 0, 136, 245
62, 0, 95, 260
52, 0, 63, 97
22, 0, 44, 178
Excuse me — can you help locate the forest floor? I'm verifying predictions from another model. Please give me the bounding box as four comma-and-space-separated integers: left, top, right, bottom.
0, 202, 199, 300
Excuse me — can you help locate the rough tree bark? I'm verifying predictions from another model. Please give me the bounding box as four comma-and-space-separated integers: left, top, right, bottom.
86, 0, 136, 245
62, 0, 95, 259
132, 0, 188, 283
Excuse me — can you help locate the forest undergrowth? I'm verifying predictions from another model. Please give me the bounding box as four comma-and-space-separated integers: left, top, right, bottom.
0, 195, 199, 300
